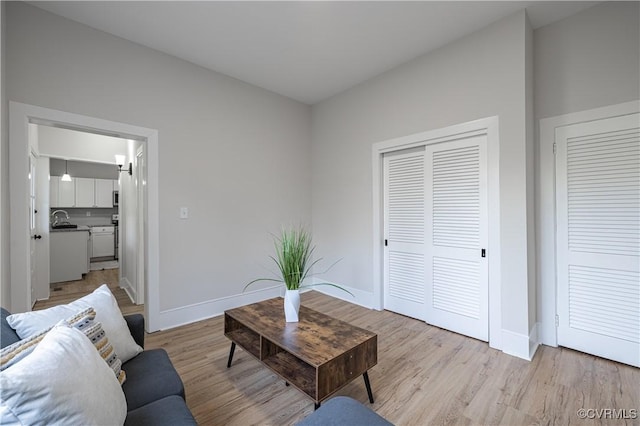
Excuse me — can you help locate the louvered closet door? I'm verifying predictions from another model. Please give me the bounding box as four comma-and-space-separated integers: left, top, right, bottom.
425, 136, 488, 341
383, 149, 428, 321
556, 113, 640, 367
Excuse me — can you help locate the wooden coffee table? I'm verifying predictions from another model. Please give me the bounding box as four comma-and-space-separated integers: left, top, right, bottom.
224, 297, 377, 408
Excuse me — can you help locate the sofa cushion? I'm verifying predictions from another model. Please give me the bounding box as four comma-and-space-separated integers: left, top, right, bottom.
6, 284, 142, 362
295, 396, 393, 426
122, 348, 185, 411
0, 324, 127, 426
125, 395, 197, 426
1, 308, 21, 348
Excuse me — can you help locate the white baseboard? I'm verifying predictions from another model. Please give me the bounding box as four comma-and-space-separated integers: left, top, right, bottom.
120, 277, 136, 304
154, 282, 373, 332
529, 322, 540, 360
538, 318, 558, 347
501, 323, 540, 361
309, 279, 375, 309
155, 285, 282, 331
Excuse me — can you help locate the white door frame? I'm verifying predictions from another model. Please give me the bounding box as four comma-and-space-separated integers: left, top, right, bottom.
135, 144, 145, 305
537, 100, 640, 347
9, 101, 161, 332
372, 116, 502, 350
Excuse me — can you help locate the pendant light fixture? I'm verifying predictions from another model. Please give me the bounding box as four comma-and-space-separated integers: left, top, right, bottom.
61, 160, 72, 182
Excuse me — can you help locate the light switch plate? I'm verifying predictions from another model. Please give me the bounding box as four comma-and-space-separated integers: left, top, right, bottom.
180, 207, 189, 219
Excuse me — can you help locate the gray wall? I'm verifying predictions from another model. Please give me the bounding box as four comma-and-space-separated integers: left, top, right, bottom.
6, 2, 312, 312
525, 15, 536, 332
49, 158, 119, 180
0, 1, 8, 310
4, 0, 637, 341
311, 11, 534, 337
38, 124, 128, 165
534, 2, 640, 326
535, 2, 640, 121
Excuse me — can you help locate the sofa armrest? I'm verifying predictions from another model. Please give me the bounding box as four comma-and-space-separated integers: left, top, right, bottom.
124, 314, 145, 349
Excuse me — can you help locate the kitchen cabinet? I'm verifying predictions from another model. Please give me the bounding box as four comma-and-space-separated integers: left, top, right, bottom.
50, 177, 59, 207
95, 179, 114, 207
50, 229, 90, 283
50, 176, 76, 208
50, 177, 118, 208
50, 177, 59, 208
75, 177, 95, 207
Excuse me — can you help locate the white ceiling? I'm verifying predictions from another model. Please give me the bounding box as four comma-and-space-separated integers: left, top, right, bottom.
30, 1, 599, 105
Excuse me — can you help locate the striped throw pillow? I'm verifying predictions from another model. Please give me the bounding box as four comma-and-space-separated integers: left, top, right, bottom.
1, 307, 126, 385
0, 327, 49, 370
67, 308, 127, 385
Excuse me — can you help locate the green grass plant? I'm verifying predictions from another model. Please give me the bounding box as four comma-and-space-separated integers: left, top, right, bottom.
244, 226, 354, 297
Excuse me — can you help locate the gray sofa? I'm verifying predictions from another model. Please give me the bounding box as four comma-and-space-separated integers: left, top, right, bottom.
1, 308, 196, 426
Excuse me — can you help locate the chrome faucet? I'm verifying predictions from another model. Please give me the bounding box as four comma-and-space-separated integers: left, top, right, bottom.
50, 210, 70, 226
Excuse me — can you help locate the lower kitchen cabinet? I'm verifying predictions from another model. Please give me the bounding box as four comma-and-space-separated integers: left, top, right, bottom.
50, 230, 90, 283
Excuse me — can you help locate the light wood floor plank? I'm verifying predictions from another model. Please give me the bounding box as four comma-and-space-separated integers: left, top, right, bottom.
34, 282, 639, 425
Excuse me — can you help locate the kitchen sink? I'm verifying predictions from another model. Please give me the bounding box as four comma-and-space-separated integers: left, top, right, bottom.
52, 224, 78, 229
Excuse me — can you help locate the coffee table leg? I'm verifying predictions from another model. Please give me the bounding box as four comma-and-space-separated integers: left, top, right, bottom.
363, 371, 374, 403
227, 342, 236, 368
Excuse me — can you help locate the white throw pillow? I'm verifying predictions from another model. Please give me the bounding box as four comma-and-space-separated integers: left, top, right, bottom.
6, 284, 142, 362
0, 324, 127, 426
1, 307, 127, 385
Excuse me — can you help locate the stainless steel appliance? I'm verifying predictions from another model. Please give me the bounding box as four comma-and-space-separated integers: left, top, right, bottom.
112, 214, 119, 261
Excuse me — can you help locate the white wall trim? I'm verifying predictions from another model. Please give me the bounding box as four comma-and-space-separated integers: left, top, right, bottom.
371, 116, 503, 350
537, 100, 640, 347
9, 102, 161, 331
529, 322, 540, 360
120, 276, 136, 305
155, 285, 282, 331
502, 323, 539, 361
309, 278, 374, 309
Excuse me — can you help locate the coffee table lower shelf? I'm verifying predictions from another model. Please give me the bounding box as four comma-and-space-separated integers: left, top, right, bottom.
226, 340, 374, 409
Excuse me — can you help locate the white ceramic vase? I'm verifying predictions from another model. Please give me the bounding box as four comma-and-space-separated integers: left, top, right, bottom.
284, 289, 300, 322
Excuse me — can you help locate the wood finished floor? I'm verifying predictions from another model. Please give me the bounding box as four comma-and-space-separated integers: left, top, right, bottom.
35, 281, 639, 425
35, 269, 141, 316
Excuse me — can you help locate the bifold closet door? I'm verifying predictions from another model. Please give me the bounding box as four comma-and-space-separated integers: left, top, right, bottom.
556, 113, 640, 367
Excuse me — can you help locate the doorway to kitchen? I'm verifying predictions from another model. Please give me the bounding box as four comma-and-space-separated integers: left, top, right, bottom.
9, 102, 161, 332
47, 155, 121, 287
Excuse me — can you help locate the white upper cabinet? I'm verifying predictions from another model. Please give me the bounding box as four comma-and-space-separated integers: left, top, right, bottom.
75, 177, 95, 207
50, 176, 60, 208
50, 176, 76, 208
95, 179, 114, 207
59, 179, 76, 207
50, 175, 118, 208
